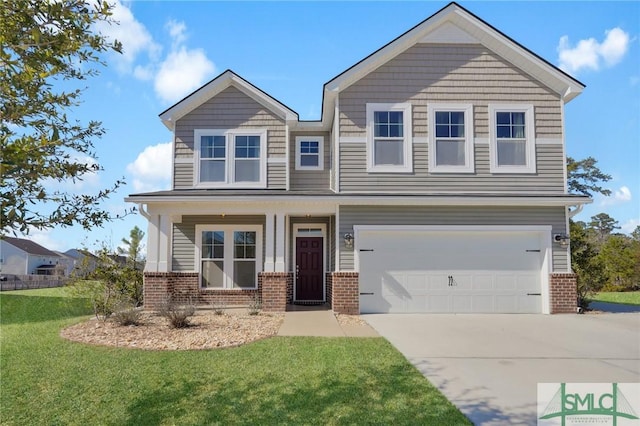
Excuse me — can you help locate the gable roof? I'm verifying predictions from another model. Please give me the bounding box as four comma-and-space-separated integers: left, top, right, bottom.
159, 69, 299, 131
324, 2, 584, 103
2, 237, 60, 257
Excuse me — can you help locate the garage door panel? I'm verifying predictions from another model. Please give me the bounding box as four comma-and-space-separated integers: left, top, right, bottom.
358, 229, 543, 314
472, 295, 494, 312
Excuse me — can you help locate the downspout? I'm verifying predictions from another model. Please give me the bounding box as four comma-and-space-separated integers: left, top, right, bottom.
137, 204, 150, 220
567, 204, 583, 219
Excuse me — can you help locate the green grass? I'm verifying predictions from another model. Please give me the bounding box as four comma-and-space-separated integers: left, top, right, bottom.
0, 288, 470, 425
590, 291, 640, 306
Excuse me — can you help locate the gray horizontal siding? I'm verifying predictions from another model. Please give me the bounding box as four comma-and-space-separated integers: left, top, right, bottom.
289, 131, 331, 191
267, 163, 286, 188
338, 43, 564, 192
340, 44, 561, 139
172, 215, 266, 272
338, 205, 568, 272
339, 144, 565, 193
173, 86, 286, 189
174, 163, 193, 190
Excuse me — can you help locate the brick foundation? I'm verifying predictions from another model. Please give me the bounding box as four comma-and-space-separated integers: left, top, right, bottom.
286, 274, 294, 304
258, 272, 292, 312
143, 272, 291, 311
330, 272, 359, 315
325, 273, 333, 309
549, 273, 577, 314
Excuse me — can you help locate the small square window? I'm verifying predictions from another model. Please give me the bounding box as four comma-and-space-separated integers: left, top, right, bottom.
295, 137, 324, 170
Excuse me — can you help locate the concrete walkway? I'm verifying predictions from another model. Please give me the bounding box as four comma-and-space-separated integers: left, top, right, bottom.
277, 306, 379, 337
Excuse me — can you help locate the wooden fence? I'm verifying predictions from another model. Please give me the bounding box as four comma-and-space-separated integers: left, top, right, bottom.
0, 275, 69, 291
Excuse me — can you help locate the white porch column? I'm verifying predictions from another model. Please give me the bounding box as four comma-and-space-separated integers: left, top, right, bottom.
157, 214, 171, 273
145, 215, 160, 272
264, 212, 275, 272
275, 213, 286, 272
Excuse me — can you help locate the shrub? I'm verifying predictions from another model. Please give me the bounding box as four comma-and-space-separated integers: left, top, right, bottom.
248, 294, 261, 315
112, 300, 142, 326
158, 298, 196, 328
211, 300, 226, 315
66, 279, 120, 321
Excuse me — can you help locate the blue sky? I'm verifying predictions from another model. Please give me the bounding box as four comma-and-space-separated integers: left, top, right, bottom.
27, 1, 639, 253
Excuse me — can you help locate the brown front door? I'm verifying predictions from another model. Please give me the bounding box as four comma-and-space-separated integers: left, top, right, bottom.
295, 237, 324, 301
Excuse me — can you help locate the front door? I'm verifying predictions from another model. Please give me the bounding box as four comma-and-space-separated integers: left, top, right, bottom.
295, 237, 324, 301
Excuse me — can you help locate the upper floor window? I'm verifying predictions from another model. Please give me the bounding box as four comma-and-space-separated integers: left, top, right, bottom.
428, 104, 474, 173
489, 105, 536, 174
194, 129, 267, 188
295, 136, 324, 170
366, 103, 413, 173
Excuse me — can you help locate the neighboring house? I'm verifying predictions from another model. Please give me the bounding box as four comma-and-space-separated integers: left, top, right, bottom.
54, 251, 76, 277
64, 249, 99, 276
0, 237, 63, 276
126, 3, 590, 315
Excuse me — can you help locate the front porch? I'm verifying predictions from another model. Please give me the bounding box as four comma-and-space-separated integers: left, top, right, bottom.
141, 201, 359, 313
143, 271, 360, 314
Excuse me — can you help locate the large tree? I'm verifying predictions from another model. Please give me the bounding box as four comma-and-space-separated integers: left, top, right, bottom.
1, 0, 124, 235
566, 156, 612, 198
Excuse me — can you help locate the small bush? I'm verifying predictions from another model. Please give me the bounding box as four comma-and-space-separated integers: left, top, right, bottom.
211, 300, 226, 315
248, 294, 261, 316
112, 301, 142, 326
158, 298, 196, 328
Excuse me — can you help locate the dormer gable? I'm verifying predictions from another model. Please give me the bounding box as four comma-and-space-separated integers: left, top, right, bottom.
160, 70, 299, 131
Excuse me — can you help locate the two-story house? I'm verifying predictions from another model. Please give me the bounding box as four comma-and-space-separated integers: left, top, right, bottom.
126, 2, 590, 315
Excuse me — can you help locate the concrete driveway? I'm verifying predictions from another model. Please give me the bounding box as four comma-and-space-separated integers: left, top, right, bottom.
364, 313, 640, 426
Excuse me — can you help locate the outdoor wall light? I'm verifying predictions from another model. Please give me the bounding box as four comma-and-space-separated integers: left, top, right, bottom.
344, 233, 354, 249
553, 233, 570, 247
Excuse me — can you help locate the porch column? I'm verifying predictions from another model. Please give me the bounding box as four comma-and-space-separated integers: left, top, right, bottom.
157, 214, 171, 272
145, 215, 160, 272
264, 212, 275, 272
275, 213, 286, 272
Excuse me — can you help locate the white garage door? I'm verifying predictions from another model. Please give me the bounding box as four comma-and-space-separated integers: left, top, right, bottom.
358, 228, 545, 314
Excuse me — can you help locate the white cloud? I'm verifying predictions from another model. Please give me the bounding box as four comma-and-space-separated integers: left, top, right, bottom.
95, 4, 215, 103
154, 47, 215, 103
93, 0, 161, 73
558, 27, 630, 74
601, 185, 632, 206
126, 142, 172, 192
166, 20, 187, 48
621, 218, 640, 235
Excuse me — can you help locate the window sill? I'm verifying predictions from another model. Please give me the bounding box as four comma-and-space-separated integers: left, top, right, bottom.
489, 166, 537, 174
194, 182, 267, 189
295, 166, 324, 171
429, 166, 475, 174
366, 166, 413, 174
200, 287, 259, 291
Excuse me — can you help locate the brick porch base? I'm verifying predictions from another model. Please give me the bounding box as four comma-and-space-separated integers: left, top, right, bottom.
549, 273, 577, 314
143, 272, 292, 312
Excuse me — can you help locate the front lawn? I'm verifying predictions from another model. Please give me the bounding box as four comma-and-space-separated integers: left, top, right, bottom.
590, 291, 640, 306
0, 288, 470, 425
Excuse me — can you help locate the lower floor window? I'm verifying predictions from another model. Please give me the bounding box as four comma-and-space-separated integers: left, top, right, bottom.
197, 225, 262, 289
